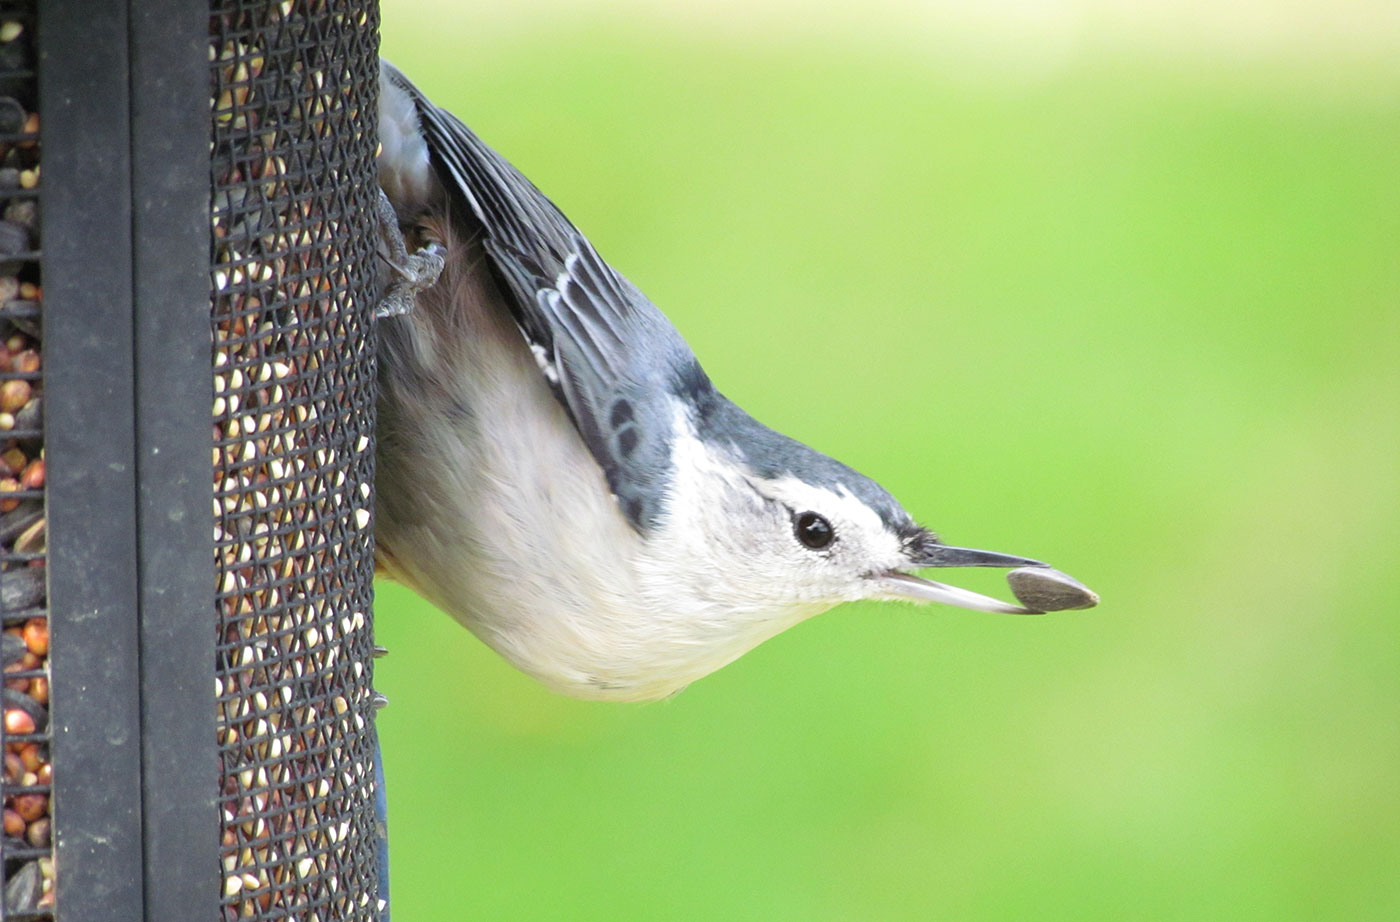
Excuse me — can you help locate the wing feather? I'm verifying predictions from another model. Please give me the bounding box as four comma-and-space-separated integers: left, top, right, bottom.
383, 61, 708, 531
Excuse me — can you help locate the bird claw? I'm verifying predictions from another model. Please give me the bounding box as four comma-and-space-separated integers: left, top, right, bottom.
374, 187, 445, 319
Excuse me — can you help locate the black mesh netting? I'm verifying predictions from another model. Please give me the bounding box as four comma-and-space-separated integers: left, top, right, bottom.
0, 2, 50, 918
210, 1, 383, 919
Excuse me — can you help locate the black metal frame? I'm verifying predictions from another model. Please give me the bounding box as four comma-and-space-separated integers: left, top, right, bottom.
40, 1, 219, 919
129, 1, 220, 918
39, 0, 143, 917
19, 3, 387, 918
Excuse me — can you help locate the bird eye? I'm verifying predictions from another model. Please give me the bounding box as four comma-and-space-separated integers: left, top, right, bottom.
794, 511, 834, 550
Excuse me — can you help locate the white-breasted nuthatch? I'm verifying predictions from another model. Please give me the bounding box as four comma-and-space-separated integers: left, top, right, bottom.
373, 61, 1097, 702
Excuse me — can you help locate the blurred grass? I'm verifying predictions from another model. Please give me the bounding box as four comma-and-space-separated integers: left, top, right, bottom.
376, 5, 1400, 920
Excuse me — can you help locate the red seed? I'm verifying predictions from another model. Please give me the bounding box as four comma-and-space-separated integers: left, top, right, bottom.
18, 742, 42, 771
11, 349, 38, 374
4, 708, 35, 734
0, 379, 30, 413
22, 618, 46, 656
3, 808, 23, 836
12, 792, 46, 822
19, 458, 42, 489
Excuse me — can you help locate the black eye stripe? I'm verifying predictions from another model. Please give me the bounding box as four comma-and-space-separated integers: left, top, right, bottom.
793, 511, 834, 550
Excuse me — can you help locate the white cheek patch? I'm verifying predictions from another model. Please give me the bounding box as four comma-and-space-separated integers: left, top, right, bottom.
750, 478, 907, 570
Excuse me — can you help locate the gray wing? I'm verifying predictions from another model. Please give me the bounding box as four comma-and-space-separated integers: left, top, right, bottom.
383, 62, 705, 531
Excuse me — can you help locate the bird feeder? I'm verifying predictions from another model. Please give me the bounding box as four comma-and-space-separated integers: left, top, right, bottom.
2, 1, 389, 919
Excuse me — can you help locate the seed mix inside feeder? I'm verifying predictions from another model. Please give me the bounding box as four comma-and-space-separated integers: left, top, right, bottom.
0, 7, 50, 915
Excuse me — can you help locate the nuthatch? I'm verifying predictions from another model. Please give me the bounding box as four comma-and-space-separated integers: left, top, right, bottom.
373, 61, 1097, 702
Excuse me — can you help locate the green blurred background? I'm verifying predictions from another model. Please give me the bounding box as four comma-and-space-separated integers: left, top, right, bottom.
375, 2, 1399, 918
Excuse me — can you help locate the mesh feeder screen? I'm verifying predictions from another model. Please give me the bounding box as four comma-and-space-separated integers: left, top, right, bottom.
210, 1, 384, 918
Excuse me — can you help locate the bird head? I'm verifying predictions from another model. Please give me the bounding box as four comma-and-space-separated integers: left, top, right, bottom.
657, 397, 1048, 621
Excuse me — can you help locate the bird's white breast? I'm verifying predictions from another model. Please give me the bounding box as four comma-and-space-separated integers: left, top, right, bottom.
375, 237, 824, 701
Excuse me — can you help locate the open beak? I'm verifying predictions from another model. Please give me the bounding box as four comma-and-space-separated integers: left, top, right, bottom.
874, 543, 1050, 614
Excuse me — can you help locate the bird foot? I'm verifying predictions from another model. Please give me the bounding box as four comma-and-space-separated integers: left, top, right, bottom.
374, 187, 445, 319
